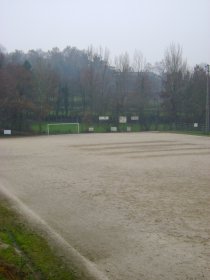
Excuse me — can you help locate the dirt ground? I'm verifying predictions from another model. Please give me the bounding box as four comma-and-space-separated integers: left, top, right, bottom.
0, 132, 210, 280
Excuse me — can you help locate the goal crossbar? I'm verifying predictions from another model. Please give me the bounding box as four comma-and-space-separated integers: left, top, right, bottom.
47, 123, 80, 135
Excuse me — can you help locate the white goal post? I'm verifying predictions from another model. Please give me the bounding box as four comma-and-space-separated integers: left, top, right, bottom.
47, 123, 80, 135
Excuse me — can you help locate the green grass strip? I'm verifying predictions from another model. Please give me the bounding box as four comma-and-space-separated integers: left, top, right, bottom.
0, 198, 78, 280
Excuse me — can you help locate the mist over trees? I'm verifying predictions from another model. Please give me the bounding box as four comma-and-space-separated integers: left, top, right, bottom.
0, 44, 208, 132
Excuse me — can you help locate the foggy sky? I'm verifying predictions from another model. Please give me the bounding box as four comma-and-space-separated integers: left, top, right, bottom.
1, 0, 210, 66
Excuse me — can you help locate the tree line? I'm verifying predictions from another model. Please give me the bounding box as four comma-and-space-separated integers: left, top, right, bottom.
0, 44, 207, 132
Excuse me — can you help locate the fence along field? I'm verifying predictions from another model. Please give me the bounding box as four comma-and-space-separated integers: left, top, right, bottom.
29, 117, 206, 135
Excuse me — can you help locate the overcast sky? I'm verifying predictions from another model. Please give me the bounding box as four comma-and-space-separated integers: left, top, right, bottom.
1, 0, 210, 66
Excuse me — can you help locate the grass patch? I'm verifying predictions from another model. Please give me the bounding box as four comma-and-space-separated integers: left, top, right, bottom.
0, 198, 78, 280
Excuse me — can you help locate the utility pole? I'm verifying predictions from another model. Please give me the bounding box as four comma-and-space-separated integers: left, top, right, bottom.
206, 64, 210, 133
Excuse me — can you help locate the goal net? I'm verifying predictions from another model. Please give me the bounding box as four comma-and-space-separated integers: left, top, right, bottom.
47, 123, 80, 135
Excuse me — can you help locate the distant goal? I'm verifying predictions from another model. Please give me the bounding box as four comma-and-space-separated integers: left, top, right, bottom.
47, 123, 80, 135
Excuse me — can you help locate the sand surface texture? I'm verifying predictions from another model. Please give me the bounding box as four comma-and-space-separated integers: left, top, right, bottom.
0, 132, 210, 280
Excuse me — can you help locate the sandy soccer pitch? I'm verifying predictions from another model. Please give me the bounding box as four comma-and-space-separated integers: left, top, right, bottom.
0, 132, 210, 280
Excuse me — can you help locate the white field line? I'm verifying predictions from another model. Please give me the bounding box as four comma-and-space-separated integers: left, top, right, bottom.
0, 182, 109, 280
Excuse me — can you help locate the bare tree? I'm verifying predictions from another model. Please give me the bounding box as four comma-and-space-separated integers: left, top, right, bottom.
32, 58, 59, 130
164, 43, 187, 74
161, 43, 188, 121
131, 51, 152, 121
80, 46, 112, 115
96, 47, 111, 114
114, 52, 131, 114
133, 50, 146, 73
0, 62, 34, 130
